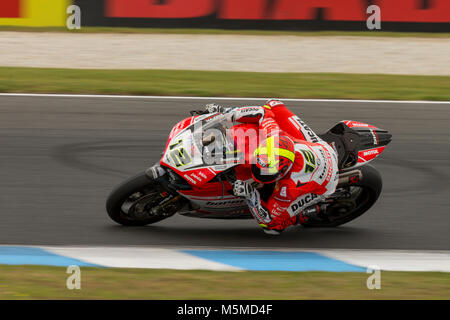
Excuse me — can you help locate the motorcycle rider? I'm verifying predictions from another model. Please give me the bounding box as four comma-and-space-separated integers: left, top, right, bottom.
206, 100, 339, 235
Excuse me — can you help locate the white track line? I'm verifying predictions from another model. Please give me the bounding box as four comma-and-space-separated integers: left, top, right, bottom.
0, 93, 449, 104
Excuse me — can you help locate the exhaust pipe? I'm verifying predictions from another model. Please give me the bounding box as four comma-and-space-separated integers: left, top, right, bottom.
337, 169, 362, 188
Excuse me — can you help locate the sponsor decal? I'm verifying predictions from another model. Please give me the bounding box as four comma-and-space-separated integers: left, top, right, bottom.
274, 196, 291, 203
203, 113, 221, 122
325, 166, 333, 182
240, 107, 260, 113
279, 186, 287, 197
289, 116, 319, 143
198, 171, 208, 179
183, 174, 197, 184
0, 0, 68, 26
300, 149, 317, 173
318, 162, 327, 180
363, 149, 379, 156
104, 0, 450, 23
206, 200, 245, 206
107, 0, 214, 18
358, 146, 385, 163
300, 120, 319, 143
348, 121, 370, 127
271, 203, 287, 216
290, 193, 319, 213
370, 129, 379, 145
317, 148, 327, 180
324, 148, 334, 183
190, 173, 203, 182
267, 100, 284, 107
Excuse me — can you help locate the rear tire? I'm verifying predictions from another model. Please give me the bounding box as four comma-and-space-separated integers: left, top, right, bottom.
301, 165, 382, 228
106, 172, 170, 226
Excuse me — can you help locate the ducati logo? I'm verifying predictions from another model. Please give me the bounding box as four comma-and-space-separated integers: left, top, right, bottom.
290, 194, 319, 213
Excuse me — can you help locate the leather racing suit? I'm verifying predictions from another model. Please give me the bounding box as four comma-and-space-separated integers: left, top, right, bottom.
223, 100, 339, 234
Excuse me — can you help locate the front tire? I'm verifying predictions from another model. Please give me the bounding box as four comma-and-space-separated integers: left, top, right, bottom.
301, 164, 382, 228
106, 172, 171, 226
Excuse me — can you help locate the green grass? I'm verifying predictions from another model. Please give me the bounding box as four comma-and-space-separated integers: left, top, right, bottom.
0, 67, 449, 101
0, 265, 448, 299
1, 26, 450, 38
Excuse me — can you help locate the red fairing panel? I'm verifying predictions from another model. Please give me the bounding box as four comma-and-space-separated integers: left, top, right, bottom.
178, 167, 218, 186
357, 146, 386, 163
160, 113, 237, 187
178, 180, 233, 198
343, 120, 378, 129
167, 116, 197, 144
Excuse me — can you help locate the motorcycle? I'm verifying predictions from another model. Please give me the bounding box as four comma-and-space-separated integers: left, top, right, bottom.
106, 108, 392, 228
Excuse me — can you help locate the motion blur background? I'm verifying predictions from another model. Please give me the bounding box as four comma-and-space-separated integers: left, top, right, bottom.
1, 0, 449, 30
0, 0, 449, 299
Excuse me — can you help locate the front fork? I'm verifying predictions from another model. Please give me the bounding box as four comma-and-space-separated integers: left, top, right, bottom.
144, 163, 188, 216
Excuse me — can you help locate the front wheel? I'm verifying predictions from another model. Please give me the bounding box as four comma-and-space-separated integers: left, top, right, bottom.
106, 172, 175, 226
301, 164, 382, 228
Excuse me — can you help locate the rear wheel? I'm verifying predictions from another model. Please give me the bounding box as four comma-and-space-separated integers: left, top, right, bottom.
106, 172, 175, 226
301, 165, 382, 228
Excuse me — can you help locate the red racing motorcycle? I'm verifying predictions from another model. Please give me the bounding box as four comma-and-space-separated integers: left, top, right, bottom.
106, 109, 392, 228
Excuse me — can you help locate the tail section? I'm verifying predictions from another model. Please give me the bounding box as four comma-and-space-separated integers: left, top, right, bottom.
319, 121, 392, 170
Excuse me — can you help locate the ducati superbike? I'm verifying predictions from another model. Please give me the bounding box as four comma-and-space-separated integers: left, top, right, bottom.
106, 109, 392, 228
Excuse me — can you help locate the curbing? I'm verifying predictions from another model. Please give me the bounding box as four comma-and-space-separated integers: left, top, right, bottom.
1, 246, 449, 272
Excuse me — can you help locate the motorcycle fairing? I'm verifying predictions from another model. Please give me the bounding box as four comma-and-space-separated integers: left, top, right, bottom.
160, 113, 239, 187
342, 120, 378, 129
347, 121, 391, 166
177, 180, 251, 218
357, 146, 386, 163
320, 120, 392, 170
154, 114, 392, 219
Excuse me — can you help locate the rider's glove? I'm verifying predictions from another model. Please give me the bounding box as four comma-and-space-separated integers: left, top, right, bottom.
232, 180, 254, 199
205, 103, 224, 113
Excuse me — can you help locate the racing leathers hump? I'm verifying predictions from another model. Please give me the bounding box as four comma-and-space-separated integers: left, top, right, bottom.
229, 100, 339, 234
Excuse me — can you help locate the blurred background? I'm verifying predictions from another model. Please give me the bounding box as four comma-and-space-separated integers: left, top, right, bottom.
0, 0, 449, 300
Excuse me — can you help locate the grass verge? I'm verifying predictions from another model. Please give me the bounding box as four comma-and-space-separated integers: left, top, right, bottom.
0, 265, 449, 299
1, 26, 450, 38
1, 67, 449, 101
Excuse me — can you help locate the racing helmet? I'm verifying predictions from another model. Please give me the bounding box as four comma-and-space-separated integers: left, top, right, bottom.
251, 135, 295, 184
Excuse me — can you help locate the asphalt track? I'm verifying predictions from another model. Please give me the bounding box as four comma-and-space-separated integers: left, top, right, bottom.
0, 95, 449, 250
